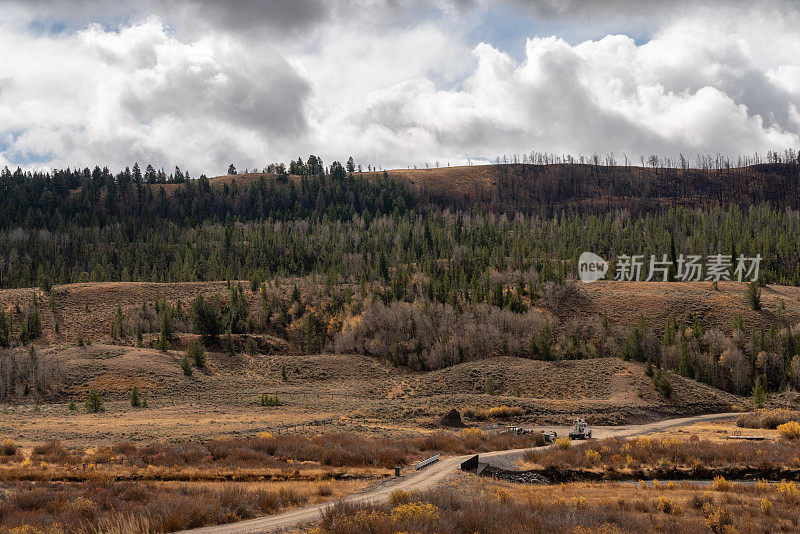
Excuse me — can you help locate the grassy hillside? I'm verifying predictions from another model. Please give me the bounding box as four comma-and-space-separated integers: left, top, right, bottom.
2, 279, 781, 448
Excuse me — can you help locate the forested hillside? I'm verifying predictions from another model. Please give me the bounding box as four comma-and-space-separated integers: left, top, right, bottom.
3, 155, 800, 403
2, 157, 800, 288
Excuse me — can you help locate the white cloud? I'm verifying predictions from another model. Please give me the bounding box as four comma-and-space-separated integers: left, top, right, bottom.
311, 7, 800, 167
0, 1, 799, 173
0, 16, 310, 173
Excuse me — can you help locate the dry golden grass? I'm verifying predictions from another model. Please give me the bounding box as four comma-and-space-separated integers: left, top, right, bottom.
522, 434, 800, 474
0, 429, 547, 485
461, 405, 525, 420
646, 419, 776, 442
0, 478, 359, 533
315, 474, 800, 534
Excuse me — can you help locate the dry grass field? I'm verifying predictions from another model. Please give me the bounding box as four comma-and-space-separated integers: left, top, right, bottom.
0, 478, 365, 533
0, 347, 744, 447
315, 473, 800, 533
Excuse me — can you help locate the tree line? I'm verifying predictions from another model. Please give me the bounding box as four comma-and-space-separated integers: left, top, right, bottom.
3, 202, 800, 290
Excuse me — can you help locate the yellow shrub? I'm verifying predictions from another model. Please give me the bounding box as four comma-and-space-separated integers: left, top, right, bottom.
460, 427, 486, 440
703, 503, 733, 533
494, 488, 512, 503
390, 502, 440, 523
713, 476, 730, 492
777, 480, 800, 502
760, 497, 772, 515
487, 405, 525, 419
258, 431, 274, 439
655, 496, 674, 514
585, 450, 601, 466
573, 497, 587, 508
555, 437, 570, 450
777, 421, 800, 440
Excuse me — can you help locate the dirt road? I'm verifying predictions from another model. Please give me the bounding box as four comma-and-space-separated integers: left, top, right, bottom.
176, 412, 740, 534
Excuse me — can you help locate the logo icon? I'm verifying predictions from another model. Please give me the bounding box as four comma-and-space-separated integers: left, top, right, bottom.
578, 252, 608, 283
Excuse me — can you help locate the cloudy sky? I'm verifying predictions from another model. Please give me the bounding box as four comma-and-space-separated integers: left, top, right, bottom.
2, 0, 800, 175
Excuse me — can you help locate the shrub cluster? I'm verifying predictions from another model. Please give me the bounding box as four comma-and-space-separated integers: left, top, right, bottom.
737, 409, 800, 429
524, 435, 800, 470
0, 480, 308, 532
462, 405, 525, 420
17, 430, 546, 472
335, 300, 549, 371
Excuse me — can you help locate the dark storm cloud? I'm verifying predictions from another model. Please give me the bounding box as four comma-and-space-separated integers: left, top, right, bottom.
118, 51, 311, 137
4, 0, 332, 35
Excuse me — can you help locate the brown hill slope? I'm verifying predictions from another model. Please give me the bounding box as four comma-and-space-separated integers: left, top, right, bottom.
564, 280, 797, 333
372, 162, 800, 213
0, 343, 743, 446
144, 161, 800, 214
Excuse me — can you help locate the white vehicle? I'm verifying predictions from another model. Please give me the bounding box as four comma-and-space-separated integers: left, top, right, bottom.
568, 418, 592, 440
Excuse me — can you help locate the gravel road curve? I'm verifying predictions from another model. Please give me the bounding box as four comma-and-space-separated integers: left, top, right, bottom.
176, 412, 740, 534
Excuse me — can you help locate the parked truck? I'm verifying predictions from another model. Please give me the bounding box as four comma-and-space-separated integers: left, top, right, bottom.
568, 418, 592, 440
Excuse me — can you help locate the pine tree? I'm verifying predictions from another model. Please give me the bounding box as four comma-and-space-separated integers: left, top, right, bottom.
0, 310, 10, 347
746, 281, 762, 310
85, 389, 104, 413
187, 339, 206, 369
115, 302, 125, 337
751, 376, 767, 408
668, 232, 678, 281
130, 386, 141, 407
180, 357, 193, 376
663, 318, 676, 346
378, 252, 389, 282
678, 335, 694, 378
25, 302, 41, 341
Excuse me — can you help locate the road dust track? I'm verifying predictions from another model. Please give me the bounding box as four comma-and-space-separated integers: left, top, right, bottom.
177, 412, 740, 534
